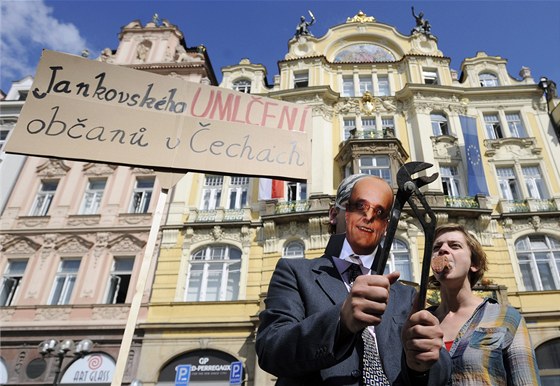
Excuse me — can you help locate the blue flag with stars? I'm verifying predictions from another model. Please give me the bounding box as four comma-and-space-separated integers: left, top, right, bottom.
460, 115, 489, 196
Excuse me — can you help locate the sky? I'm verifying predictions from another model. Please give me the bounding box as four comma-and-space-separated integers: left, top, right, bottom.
1, 0, 559, 94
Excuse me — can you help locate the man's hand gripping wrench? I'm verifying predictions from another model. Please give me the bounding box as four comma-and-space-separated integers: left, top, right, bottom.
371, 162, 438, 311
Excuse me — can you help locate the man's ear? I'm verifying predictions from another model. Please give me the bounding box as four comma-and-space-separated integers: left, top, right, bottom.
328, 206, 338, 224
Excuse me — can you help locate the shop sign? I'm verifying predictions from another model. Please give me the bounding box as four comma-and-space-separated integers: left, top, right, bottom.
60, 353, 115, 384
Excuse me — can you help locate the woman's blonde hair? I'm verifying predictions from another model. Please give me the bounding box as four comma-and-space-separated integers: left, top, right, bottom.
433, 223, 488, 288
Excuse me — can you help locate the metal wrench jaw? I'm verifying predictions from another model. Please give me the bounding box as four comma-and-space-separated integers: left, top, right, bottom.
397, 161, 438, 191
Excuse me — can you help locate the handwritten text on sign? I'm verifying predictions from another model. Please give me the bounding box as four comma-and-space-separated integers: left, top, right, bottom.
5, 50, 311, 180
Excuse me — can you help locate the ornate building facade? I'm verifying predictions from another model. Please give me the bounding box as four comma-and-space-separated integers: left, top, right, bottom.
1, 9, 559, 386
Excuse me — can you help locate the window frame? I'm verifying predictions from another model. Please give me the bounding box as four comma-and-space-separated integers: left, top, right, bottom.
505, 112, 528, 138
342, 75, 355, 97
0, 260, 28, 307
423, 69, 439, 85
104, 256, 135, 304
128, 176, 155, 214
496, 166, 521, 200
431, 112, 450, 136
377, 75, 390, 96
184, 245, 242, 302
484, 113, 504, 139
78, 178, 107, 215
29, 180, 59, 216
293, 71, 309, 88
283, 240, 305, 259
226, 176, 249, 210
48, 259, 81, 305
358, 155, 391, 183
381, 239, 413, 282
232, 79, 252, 93
440, 165, 462, 197
515, 235, 560, 291
479, 72, 499, 87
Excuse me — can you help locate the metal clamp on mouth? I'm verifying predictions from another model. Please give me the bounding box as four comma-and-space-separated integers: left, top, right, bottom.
371, 161, 439, 310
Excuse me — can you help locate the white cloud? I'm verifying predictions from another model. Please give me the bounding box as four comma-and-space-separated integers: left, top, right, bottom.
0, 0, 90, 90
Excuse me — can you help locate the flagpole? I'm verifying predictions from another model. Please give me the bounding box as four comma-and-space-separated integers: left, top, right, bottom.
111, 188, 168, 386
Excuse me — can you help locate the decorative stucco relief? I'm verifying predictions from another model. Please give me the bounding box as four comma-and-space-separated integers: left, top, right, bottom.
34, 307, 71, 321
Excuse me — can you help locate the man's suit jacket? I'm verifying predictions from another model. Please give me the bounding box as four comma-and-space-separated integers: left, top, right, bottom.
256, 234, 451, 385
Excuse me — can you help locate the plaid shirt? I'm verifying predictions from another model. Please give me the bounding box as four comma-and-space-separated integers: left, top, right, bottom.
431, 298, 541, 386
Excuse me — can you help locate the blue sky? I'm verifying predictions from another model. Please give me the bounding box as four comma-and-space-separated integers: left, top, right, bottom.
1, 0, 559, 94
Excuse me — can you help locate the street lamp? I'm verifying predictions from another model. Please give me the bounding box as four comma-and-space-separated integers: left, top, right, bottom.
39, 338, 93, 386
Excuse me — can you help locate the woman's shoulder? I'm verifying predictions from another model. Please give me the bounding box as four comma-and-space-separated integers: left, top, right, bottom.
480, 298, 524, 327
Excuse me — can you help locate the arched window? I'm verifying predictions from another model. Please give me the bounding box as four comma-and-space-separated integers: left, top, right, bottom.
233, 79, 251, 93
536, 338, 560, 385
185, 245, 241, 301
431, 112, 450, 136
283, 240, 305, 259
515, 235, 560, 291
382, 239, 413, 282
479, 72, 499, 87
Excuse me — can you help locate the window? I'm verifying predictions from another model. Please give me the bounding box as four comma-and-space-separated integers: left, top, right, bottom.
29, 180, 58, 216
506, 112, 527, 138
0, 118, 15, 151
479, 72, 499, 87
105, 257, 134, 304
522, 166, 548, 199
283, 241, 305, 259
362, 117, 376, 133
201, 175, 223, 210
0, 260, 28, 306
359, 75, 373, 96
382, 240, 412, 281
484, 114, 504, 139
381, 117, 395, 135
377, 75, 390, 96
287, 182, 306, 201
233, 79, 251, 93
48, 259, 81, 305
79, 179, 106, 215
536, 338, 560, 385
359, 156, 391, 182
423, 69, 438, 85
516, 235, 560, 291
294, 71, 309, 88
227, 176, 249, 209
496, 167, 521, 200
185, 245, 241, 301
129, 177, 154, 213
342, 75, 355, 97
343, 118, 356, 139
440, 166, 462, 197
431, 113, 450, 136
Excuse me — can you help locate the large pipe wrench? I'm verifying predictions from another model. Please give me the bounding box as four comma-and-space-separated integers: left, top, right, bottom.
371, 162, 438, 310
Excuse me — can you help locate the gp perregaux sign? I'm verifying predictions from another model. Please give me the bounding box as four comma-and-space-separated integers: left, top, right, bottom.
5, 50, 311, 181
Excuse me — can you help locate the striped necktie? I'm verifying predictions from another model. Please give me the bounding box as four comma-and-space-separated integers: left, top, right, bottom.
346, 257, 390, 385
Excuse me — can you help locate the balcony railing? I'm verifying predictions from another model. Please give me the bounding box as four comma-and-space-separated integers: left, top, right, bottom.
188, 208, 250, 223
500, 200, 530, 213
275, 200, 310, 214
444, 196, 479, 208
499, 198, 558, 214
348, 128, 395, 140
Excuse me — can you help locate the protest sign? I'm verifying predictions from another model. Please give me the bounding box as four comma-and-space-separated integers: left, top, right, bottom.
5, 50, 312, 182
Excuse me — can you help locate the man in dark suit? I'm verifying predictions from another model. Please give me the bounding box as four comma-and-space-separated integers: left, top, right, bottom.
256, 175, 451, 385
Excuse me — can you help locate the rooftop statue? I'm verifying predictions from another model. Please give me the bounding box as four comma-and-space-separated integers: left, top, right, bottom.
295, 10, 315, 38
411, 6, 431, 36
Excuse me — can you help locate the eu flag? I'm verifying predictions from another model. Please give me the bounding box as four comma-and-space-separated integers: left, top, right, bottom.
460, 115, 489, 196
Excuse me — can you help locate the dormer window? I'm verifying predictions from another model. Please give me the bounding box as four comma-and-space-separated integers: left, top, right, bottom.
233, 79, 251, 93
479, 72, 499, 87
293, 71, 309, 88
423, 69, 439, 85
